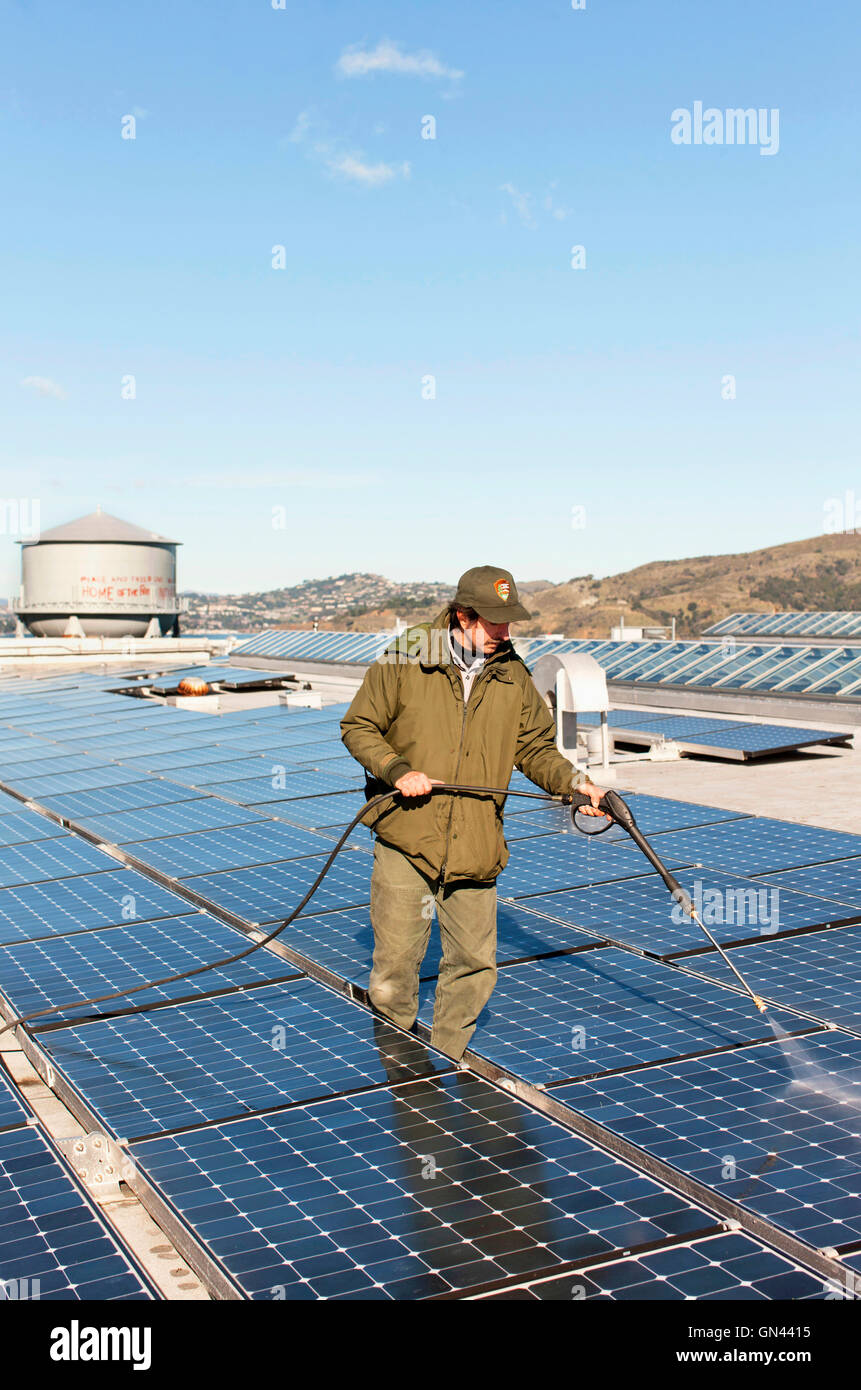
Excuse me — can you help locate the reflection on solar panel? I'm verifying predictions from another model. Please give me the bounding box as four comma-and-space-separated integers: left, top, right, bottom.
0, 913, 303, 1025
126, 821, 336, 877
8, 765, 139, 797
417, 951, 802, 1084
621, 818, 861, 876
38, 979, 451, 1139
704, 612, 861, 641
559, 1033, 861, 1247
474, 1232, 826, 1300
184, 852, 372, 922
0, 1127, 152, 1299
507, 794, 747, 843
509, 867, 851, 957
688, 925, 861, 1034
0, 870, 190, 946
129, 1073, 711, 1299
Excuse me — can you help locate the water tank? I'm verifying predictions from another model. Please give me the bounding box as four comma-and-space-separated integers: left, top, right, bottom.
14, 508, 181, 638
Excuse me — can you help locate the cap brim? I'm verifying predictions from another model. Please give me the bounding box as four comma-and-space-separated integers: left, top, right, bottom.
475, 602, 531, 624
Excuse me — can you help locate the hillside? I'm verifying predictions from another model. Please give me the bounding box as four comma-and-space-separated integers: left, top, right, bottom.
331, 532, 861, 638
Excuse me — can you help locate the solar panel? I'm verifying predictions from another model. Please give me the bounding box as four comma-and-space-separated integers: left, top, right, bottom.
128, 1072, 711, 1298
38, 978, 451, 1139
506, 794, 748, 843
0, 811, 68, 847
474, 1232, 827, 1300
126, 821, 336, 878
498, 836, 667, 898
688, 925, 861, 1034
0, 870, 190, 946
0, 836, 117, 888
619, 818, 861, 876
0, 754, 113, 779
417, 951, 802, 1084
184, 852, 372, 923
760, 860, 861, 912
0, 1064, 31, 1132
67, 797, 266, 844
557, 1032, 861, 1248
36, 779, 204, 818
509, 867, 852, 957
673, 724, 850, 757
0, 913, 303, 1025
254, 792, 369, 828
0, 1127, 153, 1300
8, 765, 139, 796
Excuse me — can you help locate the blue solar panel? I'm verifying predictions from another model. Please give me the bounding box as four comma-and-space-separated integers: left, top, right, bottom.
68, 798, 267, 844
0, 811, 67, 847
761, 860, 861, 912
255, 792, 369, 828
39, 979, 451, 1139
688, 925, 861, 1034
0, 914, 304, 1025
558, 1032, 861, 1248
417, 951, 802, 1083
0, 1065, 31, 1132
8, 765, 139, 797
507, 794, 748, 843
36, 779, 204, 818
622, 818, 861, 876
475, 1232, 827, 1300
0, 1127, 152, 1299
510, 867, 851, 957
678, 724, 849, 755
498, 836, 668, 898
0, 870, 190, 946
0, 836, 117, 888
129, 1073, 711, 1298
126, 821, 336, 877
0, 753, 111, 780
184, 852, 372, 923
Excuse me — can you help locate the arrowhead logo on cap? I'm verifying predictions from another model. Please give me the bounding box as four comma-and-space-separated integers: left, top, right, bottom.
494, 579, 510, 602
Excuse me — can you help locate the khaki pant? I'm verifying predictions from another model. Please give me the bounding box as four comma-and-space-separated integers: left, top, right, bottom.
368, 839, 497, 1060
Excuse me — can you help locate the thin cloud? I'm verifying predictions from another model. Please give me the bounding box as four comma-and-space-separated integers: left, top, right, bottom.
336, 40, 463, 81
182, 470, 382, 490
500, 183, 536, 229
21, 376, 68, 401
328, 153, 410, 186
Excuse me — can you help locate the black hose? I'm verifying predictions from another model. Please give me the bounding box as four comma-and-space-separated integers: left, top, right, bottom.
0, 781, 566, 1040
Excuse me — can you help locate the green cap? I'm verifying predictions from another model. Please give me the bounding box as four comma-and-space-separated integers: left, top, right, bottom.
452, 565, 531, 624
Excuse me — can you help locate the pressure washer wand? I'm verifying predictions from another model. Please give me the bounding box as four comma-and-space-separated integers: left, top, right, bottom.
570, 788, 766, 1014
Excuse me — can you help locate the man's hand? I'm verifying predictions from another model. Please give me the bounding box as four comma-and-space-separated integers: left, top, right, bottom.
395, 771, 437, 798
574, 779, 610, 818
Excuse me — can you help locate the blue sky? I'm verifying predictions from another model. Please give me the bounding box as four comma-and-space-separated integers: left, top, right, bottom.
1, 0, 858, 595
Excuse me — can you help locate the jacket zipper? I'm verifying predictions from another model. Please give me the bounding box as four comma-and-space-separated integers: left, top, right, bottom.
439, 660, 500, 886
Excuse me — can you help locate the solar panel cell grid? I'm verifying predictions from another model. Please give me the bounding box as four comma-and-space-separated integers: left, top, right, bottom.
0, 1127, 152, 1300
510, 867, 849, 956
417, 950, 803, 1083
475, 1233, 827, 1300
557, 1032, 861, 1248
126, 820, 336, 877
0, 914, 303, 1024
184, 851, 372, 922
38, 978, 451, 1138
0, 836, 117, 888
0, 870, 190, 946
69, 798, 267, 844
765, 860, 861, 910
129, 1073, 710, 1299
624, 818, 861, 876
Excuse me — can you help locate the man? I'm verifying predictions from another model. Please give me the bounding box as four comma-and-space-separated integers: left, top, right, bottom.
340, 565, 606, 1060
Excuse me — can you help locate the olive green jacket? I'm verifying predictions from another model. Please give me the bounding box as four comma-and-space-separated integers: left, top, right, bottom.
340, 611, 578, 883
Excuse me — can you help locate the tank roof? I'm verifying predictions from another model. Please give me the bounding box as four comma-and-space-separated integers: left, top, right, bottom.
22, 508, 179, 545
